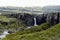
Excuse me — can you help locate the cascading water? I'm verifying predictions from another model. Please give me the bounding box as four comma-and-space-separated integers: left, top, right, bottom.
0, 30, 9, 38
34, 17, 37, 26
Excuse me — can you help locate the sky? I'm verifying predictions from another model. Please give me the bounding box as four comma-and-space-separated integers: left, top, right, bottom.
0, 0, 60, 7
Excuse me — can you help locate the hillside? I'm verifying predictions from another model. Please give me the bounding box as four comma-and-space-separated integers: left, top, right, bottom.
2, 23, 60, 40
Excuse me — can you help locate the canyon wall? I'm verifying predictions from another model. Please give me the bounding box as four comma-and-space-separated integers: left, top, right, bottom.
4, 12, 60, 26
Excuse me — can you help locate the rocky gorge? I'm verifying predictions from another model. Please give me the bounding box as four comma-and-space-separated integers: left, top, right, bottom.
0, 6, 60, 39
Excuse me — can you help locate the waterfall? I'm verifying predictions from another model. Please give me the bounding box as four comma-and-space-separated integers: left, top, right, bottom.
34, 17, 37, 26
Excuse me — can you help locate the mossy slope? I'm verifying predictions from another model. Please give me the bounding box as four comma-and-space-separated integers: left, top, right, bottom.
3, 23, 60, 40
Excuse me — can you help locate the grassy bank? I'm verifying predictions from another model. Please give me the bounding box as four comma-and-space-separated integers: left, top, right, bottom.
2, 23, 60, 40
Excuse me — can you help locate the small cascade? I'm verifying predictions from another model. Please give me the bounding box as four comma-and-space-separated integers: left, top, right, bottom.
0, 30, 9, 38
34, 17, 38, 26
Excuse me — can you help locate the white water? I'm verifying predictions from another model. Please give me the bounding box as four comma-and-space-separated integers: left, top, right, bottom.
0, 30, 9, 38
34, 17, 37, 26
0, 18, 37, 39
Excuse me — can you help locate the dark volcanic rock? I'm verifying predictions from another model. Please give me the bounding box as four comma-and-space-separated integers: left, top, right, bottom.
36, 14, 46, 25
23, 14, 34, 26
4, 12, 60, 26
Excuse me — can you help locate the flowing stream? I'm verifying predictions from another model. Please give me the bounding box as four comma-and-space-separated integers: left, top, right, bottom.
0, 30, 9, 38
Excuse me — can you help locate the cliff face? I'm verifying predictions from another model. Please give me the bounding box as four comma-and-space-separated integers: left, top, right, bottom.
46, 13, 60, 25
5, 12, 60, 26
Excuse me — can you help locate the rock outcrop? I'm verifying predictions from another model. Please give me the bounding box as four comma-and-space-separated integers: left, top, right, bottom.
4, 12, 60, 26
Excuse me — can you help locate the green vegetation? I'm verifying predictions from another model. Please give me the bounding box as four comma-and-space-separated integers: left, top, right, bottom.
15, 23, 50, 35
2, 23, 51, 40
0, 15, 25, 29
0, 15, 17, 22
2, 23, 60, 40
0, 15, 60, 40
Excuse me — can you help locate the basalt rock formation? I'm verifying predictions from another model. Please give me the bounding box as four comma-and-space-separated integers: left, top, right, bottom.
4, 12, 60, 26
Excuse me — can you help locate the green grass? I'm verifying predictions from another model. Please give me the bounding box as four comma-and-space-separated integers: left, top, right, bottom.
15, 23, 50, 35
0, 15, 25, 29
2, 23, 60, 40
2, 23, 50, 40
0, 15, 17, 22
